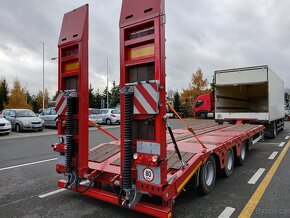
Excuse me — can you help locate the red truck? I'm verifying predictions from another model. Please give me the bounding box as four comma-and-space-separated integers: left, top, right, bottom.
193, 93, 214, 118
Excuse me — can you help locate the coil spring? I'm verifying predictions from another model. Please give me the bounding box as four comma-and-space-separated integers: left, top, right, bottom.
122, 91, 134, 191
65, 97, 73, 174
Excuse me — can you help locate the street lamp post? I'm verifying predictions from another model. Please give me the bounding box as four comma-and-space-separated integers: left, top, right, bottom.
106, 58, 109, 109
40, 41, 45, 112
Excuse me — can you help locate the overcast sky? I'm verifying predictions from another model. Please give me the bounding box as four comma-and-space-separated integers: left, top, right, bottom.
0, 0, 289, 97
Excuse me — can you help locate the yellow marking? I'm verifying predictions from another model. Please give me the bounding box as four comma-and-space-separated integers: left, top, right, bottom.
239, 140, 290, 218
128, 45, 154, 59
177, 161, 202, 193
168, 212, 172, 218
65, 62, 79, 72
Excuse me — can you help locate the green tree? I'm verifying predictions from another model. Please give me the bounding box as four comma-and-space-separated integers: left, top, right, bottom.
109, 81, 120, 108
30, 95, 39, 113
89, 84, 96, 108
285, 90, 290, 108
173, 92, 181, 112
95, 89, 102, 108
0, 78, 9, 111
102, 86, 111, 108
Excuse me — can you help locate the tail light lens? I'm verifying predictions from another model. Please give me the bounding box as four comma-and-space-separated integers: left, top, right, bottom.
134, 153, 159, 166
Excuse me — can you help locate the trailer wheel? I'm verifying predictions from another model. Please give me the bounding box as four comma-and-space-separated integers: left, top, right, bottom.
223, 148, 234, 177
237, 143, 246, 166
198, 155, 216, 195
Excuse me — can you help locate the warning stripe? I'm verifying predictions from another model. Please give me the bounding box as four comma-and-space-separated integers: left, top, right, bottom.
133, 97, 147, 114
55, 93, 67, 115
134, 88, 155, 114
136, 85, 157, 112
133, 83, 159, 114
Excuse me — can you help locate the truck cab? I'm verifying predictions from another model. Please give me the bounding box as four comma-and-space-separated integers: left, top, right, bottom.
194, 93, 214, 118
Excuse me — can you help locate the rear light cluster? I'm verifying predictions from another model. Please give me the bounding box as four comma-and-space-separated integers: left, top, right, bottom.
133, 153, 159, 166
52, 143, 66, 154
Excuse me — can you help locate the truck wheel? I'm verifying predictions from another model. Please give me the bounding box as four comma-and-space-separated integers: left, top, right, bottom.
198, 155, 216, 195
223, 148, 234, 177
237, 143, 246, 166
271, 122, 277, 138
15, 124, 21, 133
200, 112, 207, 119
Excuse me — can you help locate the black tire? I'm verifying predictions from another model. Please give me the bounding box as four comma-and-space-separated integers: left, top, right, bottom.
198, 155, 216, 195
237, 142, 246, 166
200, 112, 207, 119
223, 148, 234, 177
106, 119, 112, 125
15, 124, 21, 132
271, 122, 277, 138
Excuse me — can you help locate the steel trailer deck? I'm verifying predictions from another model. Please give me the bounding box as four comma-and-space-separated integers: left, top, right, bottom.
58, 123, 264, 217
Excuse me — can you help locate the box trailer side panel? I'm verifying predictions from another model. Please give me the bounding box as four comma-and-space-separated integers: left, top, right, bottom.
215, 67, 268, 85
215, 67, 270, 122
268, 68, 284, 121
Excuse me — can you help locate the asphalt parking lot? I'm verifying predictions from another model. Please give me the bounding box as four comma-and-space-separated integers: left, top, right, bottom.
0, 119, 289, 217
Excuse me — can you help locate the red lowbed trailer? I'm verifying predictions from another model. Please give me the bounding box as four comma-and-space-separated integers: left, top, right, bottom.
52, 2, 264, 217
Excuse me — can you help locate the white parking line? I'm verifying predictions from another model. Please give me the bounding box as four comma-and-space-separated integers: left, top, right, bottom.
38, 180, 90, 198
279, 142, 285, 147
248, 168, 265, 184
268, 151, 278, 160
218, 207, 235, 218
38, 188, 66, 198
258, 142, 279, 145
0, 158, 57, 171
285, 136, 289, 140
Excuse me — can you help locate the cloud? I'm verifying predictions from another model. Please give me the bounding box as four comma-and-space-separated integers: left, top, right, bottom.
0, 0, 289, 98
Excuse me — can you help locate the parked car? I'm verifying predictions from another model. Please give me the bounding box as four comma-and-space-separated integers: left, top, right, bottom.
89, 108, 102, 125
3, 109, 45, 132
100, 108, 120, 125
0, 115, 11, 135
38, 107, 58, 128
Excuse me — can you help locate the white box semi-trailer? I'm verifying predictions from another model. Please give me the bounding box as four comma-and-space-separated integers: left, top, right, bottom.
214, 65, 284, 138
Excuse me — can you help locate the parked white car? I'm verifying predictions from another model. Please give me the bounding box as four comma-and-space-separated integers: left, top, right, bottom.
0, 115, 12, 135
38, 107, 58, 128
89, 108, 102, 125
100, 108, 120, 125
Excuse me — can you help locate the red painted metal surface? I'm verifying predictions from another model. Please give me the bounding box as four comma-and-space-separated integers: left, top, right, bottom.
54, 2, 266, 218
119, 0, 167, 190
57, 4, 89, 177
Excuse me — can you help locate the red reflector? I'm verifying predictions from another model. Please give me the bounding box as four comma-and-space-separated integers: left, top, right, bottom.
147, 155, 152, 162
